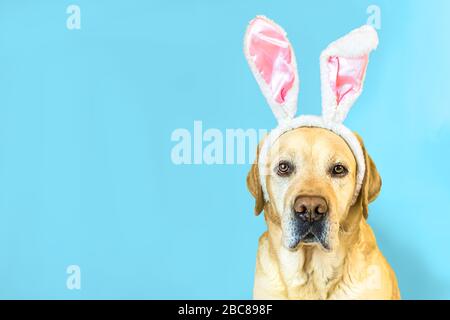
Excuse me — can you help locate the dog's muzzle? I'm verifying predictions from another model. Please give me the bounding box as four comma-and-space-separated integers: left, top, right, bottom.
286, 196, 330, 250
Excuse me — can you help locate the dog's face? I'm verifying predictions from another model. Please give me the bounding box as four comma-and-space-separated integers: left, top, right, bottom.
247, 127, 381, 252
265, 127, 356, 251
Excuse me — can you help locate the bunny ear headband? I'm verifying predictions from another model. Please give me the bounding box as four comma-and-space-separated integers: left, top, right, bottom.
244, 16, 379, 205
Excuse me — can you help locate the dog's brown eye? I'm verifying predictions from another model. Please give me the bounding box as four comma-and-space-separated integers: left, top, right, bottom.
277, 161, 293, 176
331, 164, 348, 177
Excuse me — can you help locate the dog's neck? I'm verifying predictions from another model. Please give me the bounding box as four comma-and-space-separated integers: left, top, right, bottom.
265, 212, 362, 299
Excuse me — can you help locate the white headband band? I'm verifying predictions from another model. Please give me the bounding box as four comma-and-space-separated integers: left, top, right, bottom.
257, 115, 365, 205
244, 16, 378, 204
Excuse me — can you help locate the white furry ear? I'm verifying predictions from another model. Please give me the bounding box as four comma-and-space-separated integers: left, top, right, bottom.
320, 25, 378, 123
244, 16, 299, 124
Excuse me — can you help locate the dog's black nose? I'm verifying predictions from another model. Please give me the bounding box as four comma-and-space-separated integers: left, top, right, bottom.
294, 196, 328, 222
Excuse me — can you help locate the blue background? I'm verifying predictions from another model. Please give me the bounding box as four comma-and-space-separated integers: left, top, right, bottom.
0, 0, 449, 299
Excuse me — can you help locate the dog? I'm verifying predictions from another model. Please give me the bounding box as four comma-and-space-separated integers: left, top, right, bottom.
244, 16, 400, 299
247, 128, 400, 299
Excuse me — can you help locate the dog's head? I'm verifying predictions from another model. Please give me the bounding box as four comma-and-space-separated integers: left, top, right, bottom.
247, 129, 381, 251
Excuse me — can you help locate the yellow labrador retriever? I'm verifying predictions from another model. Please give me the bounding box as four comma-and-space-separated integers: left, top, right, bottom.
243, 16, 400, 299
247, 128, 400, 299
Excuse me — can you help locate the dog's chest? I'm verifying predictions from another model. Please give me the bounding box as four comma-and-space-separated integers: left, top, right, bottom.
278, 247, 343, 299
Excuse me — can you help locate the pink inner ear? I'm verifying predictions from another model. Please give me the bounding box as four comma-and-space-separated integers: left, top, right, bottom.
328, 55, 368, 106
248, 18, 296, 104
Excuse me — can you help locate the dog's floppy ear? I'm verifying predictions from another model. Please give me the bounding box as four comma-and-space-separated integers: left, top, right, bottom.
353, 132, 382, 219
247, 140, 265, 216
